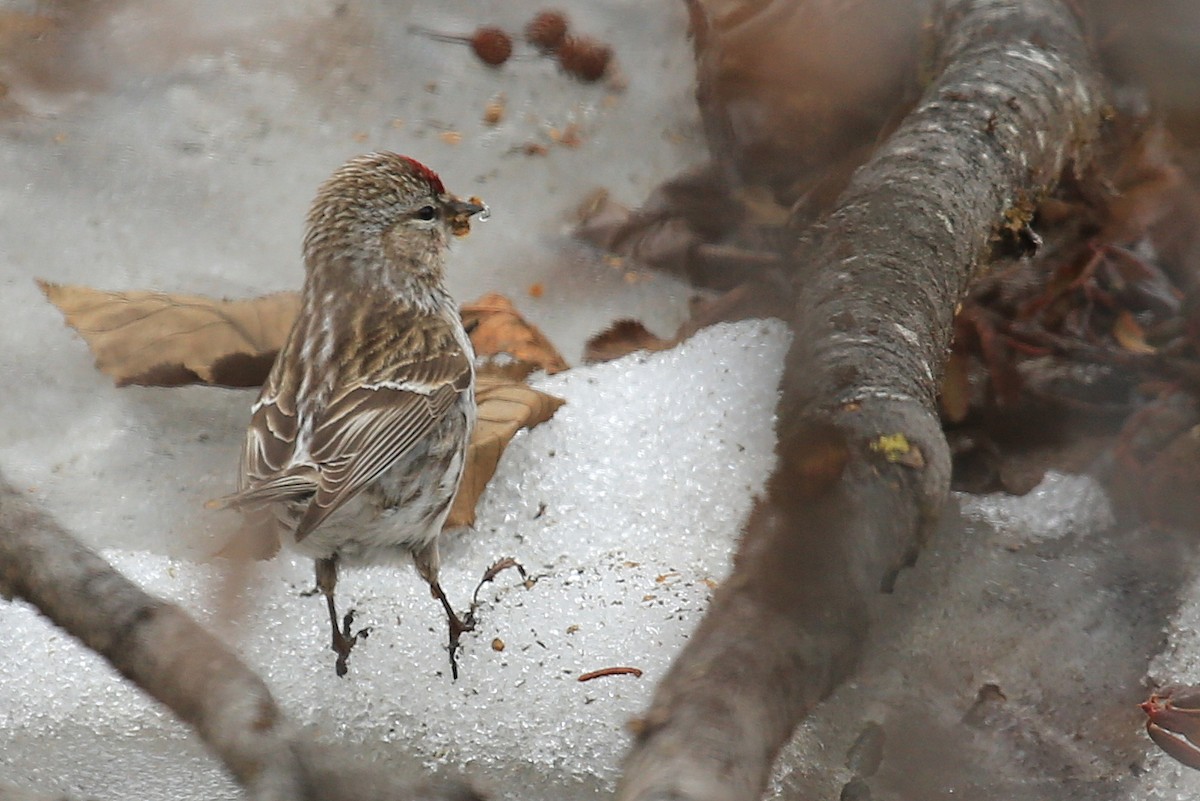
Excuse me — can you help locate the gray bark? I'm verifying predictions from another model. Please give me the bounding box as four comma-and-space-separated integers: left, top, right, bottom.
617, 1, 1106, 799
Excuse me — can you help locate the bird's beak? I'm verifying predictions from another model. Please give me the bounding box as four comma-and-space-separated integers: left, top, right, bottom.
445, 195, 488, 237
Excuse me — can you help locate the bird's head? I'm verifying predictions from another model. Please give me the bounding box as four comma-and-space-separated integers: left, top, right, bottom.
302, 152, 487, 288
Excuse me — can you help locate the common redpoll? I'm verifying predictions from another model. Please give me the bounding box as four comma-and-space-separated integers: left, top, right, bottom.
217, 152, 486, 677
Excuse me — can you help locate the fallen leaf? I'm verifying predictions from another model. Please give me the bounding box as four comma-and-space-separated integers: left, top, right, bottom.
939, 349, 973, 423
39, 281, 299, 387
1113, 309, 1157, 354
444, 368, 565, 528
42, 281, 566, 532
43, 283, 569, 386
461, 292, 569, 373
733, 185, 791, 227
583, 319, 676, 363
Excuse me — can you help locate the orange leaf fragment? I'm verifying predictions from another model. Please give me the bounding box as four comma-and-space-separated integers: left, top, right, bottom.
461, 292, 569, 374
1113, 309, 1156, 354
939, 350, 972, 423
583, 319, 676, 364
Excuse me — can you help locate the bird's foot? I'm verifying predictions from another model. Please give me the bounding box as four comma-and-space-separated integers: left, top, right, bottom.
430, 559, 530, 680
430, 585, 474, 681
331, 609, 370, 678
445, 608, 475, 681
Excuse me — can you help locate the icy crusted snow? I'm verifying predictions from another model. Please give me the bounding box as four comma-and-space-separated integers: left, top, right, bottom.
957, 470, 1115, 545
0, 319, 790, 799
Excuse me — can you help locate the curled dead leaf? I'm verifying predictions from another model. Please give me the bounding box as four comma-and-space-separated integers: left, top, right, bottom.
42, 282, 569, 387
584, 319, 676, 363
461, 292, 569, 374
444, 367, 565, 529
39, 280, 299, 387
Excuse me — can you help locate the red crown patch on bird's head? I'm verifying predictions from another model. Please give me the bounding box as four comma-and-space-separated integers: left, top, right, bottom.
397, 155, 446, 195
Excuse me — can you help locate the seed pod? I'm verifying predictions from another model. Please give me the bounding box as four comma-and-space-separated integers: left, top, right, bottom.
411, 25, 513, 67
525, 9, 569, 53
469, 26, 514, 66
557, 36, 612, 82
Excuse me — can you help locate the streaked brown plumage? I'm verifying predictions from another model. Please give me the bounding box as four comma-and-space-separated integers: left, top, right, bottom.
218, 152, 486, 677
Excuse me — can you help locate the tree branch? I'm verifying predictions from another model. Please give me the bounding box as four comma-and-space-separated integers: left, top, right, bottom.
0, 473, 482, 801
617, 1, 1106, 799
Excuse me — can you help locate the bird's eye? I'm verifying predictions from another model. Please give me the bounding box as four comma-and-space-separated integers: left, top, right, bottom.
415, 205, 438, 221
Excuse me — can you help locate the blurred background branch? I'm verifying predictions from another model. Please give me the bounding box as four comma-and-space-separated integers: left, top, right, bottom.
615, 1, 1105, 799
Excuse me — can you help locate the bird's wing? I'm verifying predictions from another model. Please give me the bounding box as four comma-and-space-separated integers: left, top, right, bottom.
223, 395, 315, 507
221, 306, 472, 540
291, 349, 471, 539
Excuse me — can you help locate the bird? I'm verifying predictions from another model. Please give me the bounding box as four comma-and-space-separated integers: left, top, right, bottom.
215, 152, 487, 677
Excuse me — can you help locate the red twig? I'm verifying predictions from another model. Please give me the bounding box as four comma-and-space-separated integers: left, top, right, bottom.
578, 666, 644, 682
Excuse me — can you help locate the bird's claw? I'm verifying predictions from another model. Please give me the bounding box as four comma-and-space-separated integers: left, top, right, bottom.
431, 558, 527, 681
331, 609, 370, 678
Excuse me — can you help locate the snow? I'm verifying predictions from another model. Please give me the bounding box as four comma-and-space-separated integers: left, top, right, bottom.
0, 319, 789, 799
957, 470, 1114, 545
3, 1, 1200, 800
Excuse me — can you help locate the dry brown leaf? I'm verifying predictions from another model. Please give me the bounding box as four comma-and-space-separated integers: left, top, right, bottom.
444, 369, 565, 528
583, 319, 676, 363
461, 292, 569, 373
41, 280, 565, 537
39, 281, 299, 387
42, 283, 569, 386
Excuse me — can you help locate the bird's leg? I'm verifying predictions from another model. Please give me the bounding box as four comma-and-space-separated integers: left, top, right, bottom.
414, 543, 473, 680
315, 556, 367, 677
429, 579, 473, 680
